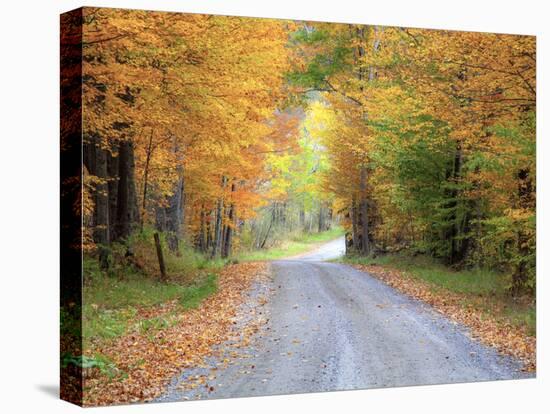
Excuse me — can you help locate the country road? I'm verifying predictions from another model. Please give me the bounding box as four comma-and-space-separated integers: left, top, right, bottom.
157, 237, 531, 402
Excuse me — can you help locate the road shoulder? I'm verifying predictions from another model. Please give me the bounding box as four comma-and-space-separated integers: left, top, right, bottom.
349, 263, 536, 372
82, 262, 272, 406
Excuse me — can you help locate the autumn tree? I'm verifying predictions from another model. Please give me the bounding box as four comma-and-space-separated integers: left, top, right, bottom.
81, 8, 296, 264
290, 23, 535, 294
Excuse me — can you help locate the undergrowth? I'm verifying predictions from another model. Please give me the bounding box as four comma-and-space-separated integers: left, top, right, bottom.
81, 228, 222, 349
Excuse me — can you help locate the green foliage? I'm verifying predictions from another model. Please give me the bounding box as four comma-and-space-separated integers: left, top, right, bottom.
61, 353, 120, 380
287, 27, 351, 89
480, 214, 536, 290
371, 112, 473, 261
291, 27, 330, 44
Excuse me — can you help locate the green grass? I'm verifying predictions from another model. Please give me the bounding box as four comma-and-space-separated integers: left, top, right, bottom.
179, 273, 218, 309
127, 228, 226, 279
342, 254, 509, 295
62, 352, 122, 381
64, 228, 226, 372
82, 248, 219, 346
341, 253, 536, 335
238, 226, 344, 261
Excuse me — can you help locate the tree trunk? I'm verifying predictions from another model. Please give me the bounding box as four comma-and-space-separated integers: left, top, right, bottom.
224, 208, 234, 257
164, 138, 186, 253
360, 167, 370, 255
198, 204, 206, 253
164, 173, 184, 253
351, 198, 360, 252
93, 136, 110, 245
345, 232, 353, 255
154, 232, 166, 281
206, 212, 212, 252
511, 168, 534, 295
107, 149, 119, 237
128, 140, 139, 226
140, 128, 154, 230
351, 25, 377, 257
447, 143, 470, 266
260, 216, 274, 249
211, 198, 223, 258
114, 140, 137, 241
222, 183, 236, 258
211, 176, 226, 258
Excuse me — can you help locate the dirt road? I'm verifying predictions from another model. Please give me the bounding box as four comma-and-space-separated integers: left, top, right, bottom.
157, 237, 531, 402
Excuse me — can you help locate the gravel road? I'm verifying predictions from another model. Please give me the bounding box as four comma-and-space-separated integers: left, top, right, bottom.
157, 237, 531, 402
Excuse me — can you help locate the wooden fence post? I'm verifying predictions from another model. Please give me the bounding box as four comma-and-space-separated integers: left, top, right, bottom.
154, 232, 166, 280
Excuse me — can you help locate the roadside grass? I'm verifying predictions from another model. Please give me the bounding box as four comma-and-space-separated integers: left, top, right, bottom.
82, 230, 221, 349
127, 228, 226, 281
341, 253, 536, 336
83, 259, 218, 347
238, 226, 344, 261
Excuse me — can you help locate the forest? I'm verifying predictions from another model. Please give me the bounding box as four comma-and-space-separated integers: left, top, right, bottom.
74, 9, 535, 292
60, 7, 535, 405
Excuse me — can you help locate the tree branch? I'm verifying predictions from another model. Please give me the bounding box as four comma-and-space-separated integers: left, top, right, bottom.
324, 79, 363, 106
83, 33, 128, 46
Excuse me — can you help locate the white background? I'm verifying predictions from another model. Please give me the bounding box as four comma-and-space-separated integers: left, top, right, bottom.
0, 0, 547, 412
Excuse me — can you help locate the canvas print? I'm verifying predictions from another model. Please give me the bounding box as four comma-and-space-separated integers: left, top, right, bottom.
60, 7, 536, 407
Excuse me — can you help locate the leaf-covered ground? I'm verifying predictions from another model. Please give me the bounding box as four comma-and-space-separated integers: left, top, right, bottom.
351, 264, 536, 372
82, 262, 269, 407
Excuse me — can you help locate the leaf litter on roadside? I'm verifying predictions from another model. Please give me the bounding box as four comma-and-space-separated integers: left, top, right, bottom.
352, 264, 535, 372
82, 262, 271, 406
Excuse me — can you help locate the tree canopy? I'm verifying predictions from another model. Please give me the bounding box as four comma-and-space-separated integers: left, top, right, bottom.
78, 8, 536, 294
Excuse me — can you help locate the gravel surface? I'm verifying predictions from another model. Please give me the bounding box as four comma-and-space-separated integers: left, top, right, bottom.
156, 237, 532, 402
